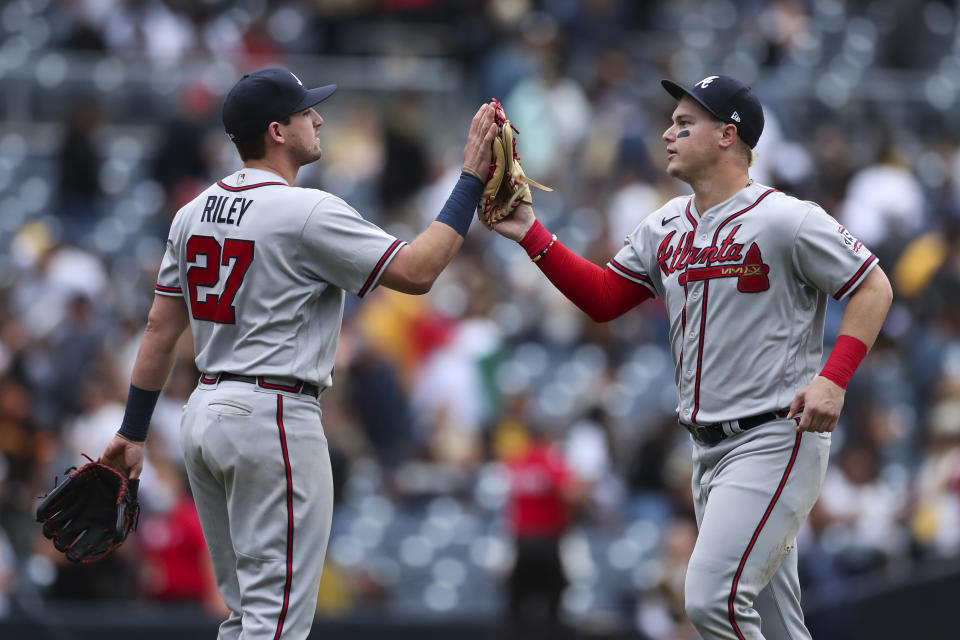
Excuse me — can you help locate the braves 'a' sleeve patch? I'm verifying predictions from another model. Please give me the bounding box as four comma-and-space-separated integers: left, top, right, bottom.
793, 206, 878, 300
836, 225, 866, 257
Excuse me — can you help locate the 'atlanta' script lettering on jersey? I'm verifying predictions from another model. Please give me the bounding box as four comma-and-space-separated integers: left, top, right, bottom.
201, 195, 254, 226
656, 226, 744, 276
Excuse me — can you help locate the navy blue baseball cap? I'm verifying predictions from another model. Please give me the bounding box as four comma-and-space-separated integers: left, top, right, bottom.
661, 75, 764, 148
222, 67, 337, 141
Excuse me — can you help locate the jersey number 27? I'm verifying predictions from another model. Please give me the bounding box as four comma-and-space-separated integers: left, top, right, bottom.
186, 235, 254, 324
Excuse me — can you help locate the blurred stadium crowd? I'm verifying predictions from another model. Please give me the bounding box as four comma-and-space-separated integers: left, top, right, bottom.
3, 0, 960, 637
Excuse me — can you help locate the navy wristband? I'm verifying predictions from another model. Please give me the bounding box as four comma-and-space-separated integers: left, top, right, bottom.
435, 172, 483, 238
118, 384, 161, 442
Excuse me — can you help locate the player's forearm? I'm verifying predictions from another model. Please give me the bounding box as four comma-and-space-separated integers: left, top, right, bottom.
392, 222, 465, 294
130, 332, 182, 391
520, 221, 651, 321
818, 266, 892, 390
835, 266, 892, 350
381, 172, 481, 294
119, 295, 189, 442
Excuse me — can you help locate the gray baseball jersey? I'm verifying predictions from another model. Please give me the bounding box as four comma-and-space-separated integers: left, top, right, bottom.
608, 181, 877, 425
153, 167, 404, 639
155, 168, 405, 386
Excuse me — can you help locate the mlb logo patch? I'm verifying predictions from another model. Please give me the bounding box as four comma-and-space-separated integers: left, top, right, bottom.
837, 226, 863, 254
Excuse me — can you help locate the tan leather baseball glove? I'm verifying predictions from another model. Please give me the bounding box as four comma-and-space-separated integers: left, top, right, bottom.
477, 98, 552, 229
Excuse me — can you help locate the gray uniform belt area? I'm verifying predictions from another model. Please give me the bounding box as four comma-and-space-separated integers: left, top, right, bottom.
681, 408, 791, 446
202, 372, 322, 398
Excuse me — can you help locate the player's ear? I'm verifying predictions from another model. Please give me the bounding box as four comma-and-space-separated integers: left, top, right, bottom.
266, 121, 285, 144
718, 123, 738, 150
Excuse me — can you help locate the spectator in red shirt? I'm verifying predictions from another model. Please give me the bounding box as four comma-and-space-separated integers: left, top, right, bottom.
504, 422, 584, 640
138, 446, 226, 618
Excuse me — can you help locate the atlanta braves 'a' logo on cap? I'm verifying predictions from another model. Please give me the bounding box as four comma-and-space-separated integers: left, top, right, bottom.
696, 75, 719, 89
222, 67, 336, 140
661, 74, 765, 148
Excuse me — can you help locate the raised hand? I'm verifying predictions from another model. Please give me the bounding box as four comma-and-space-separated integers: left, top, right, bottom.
462, 103, 498, 180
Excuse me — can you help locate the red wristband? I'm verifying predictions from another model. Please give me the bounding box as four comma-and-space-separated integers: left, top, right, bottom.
519, 220, 554, 259
819, 335, 868, 389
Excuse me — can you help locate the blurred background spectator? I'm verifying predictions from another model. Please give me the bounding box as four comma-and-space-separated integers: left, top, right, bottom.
2, 1, 960, 638
56, 101, 104, 239
503, 406, 583, 640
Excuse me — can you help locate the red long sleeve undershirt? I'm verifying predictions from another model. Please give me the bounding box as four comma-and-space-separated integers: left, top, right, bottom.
519, 220, 652, 322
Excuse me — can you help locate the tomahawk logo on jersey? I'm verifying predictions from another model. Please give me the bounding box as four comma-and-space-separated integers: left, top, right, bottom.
655, 225, 771, 293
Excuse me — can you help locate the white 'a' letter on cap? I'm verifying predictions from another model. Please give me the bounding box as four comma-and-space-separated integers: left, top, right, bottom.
697, 75, 719, 89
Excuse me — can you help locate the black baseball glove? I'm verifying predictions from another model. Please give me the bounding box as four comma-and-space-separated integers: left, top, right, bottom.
36, 460, 140, 564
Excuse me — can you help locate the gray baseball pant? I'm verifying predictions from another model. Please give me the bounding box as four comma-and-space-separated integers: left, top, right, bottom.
180, 380, 334, 639
684, 418, 831, 639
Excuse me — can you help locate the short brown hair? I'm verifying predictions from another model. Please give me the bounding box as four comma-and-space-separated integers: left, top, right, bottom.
736, 137, 754, 166
233, 116, 290, 161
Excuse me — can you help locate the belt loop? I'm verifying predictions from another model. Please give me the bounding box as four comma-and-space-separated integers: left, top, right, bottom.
199, 373, 220, 386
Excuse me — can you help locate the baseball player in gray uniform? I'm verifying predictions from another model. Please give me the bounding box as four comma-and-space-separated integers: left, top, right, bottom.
98, 67, 496, 639
492, 75, 892, 639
